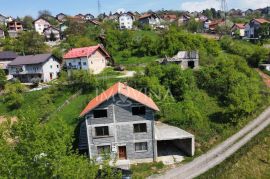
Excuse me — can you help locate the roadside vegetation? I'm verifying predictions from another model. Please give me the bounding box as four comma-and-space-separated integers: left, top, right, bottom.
198, 125, 270, 179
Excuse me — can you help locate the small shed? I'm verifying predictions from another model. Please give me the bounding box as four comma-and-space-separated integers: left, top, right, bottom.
155, 122, 195, 157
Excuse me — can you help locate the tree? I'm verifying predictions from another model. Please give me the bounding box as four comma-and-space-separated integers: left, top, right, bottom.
186, 18, 203, 33
16, 31, 48, 55
38, 10, 52, 18
0, 69, 6, 90
257, 23, 270, 43
22, 16, 34, 30
4, 81, 26, 110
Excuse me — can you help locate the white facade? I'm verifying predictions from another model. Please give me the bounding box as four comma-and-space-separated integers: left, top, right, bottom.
34, 18, 51, 35
9, 57, 60, 83
65, 50, 107, 74
119, 14, 133, 29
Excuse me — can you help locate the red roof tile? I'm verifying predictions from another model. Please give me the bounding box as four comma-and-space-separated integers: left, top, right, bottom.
63, 44, 110, 59
80, 82, 160, 117
253, 18, 270, 24
233, 23, 245, 29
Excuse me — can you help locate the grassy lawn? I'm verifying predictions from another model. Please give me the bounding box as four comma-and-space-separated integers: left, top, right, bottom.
198, 125, 270, 179
114, 56, 158, 66
131, 162, 166, 179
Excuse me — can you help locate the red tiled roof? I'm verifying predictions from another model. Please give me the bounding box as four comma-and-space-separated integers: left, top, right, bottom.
80, 82, 160, 117
63, 44, 110, 59
233, 23, 245, 29
253, 18, 270, 24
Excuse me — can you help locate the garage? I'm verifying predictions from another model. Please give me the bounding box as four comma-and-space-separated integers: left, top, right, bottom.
155, 122, 195, 157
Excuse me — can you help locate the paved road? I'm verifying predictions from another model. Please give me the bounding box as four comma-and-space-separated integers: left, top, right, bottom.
150, 107, 270, 179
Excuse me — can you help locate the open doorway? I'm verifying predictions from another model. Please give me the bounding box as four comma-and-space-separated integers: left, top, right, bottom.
188, 61, 195, 69
118, 146, 127, 160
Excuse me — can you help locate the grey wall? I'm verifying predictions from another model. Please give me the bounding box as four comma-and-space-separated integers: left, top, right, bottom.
173, 138, 194, 156
84, 95, 156, 160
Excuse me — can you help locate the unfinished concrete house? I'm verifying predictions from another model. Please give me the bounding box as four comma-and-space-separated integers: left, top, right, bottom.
78, 82, 195, 165
159, 51, 199, 69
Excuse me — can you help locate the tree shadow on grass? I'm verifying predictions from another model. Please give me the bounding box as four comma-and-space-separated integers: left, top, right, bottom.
209, 111, 231, 124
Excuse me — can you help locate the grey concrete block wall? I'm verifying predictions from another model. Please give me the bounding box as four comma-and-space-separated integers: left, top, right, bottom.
83, 95, 156, 160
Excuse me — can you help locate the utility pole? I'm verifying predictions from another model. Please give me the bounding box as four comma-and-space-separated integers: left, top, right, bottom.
220, 0, 227, 20
98, 0, 101, 15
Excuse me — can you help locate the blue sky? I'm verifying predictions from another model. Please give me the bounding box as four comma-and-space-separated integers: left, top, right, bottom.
0, 0, 269, 17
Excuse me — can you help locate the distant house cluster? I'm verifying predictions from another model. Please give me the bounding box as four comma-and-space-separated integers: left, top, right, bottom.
0, 44, 111, 83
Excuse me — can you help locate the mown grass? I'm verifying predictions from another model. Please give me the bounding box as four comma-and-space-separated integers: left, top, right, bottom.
198, 125, 270, 179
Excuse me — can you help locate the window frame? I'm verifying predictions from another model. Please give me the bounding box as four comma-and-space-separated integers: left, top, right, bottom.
132, 106, 146, 116
135, 142, 148, 152
93, 109, 108, 118
95, 126, 109, 137
97, 145, 111, 155
133, 123, 147, 133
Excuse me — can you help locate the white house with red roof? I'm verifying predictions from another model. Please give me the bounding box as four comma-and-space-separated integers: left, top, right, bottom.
63, 44, 111, 74
244, 18, 270, 38
78, 82, 195, 165
231, 23, 245, 38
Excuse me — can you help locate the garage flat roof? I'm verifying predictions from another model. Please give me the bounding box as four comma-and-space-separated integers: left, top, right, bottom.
155, 122, 194, 141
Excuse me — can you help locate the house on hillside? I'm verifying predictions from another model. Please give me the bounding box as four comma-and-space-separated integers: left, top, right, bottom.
78, 82, 195, 163
162, 14, 177, 22
0, 27, 5, 39
63, 44, 111, 74
56, 13, 67, 22
33, 17, 51, 35
75, 14, 85, 19
178, 14, 191, 25
119, 13, 134, 29
138, 13, 161, 28
158, 51, 199, 69
8, 54, 61, 83
231, 23, 245, 38
7, 20, 23, 37
245, 18, 270, 38
0, 14, 7, 25
85, 14, 95, 20
0, 51, 18, 75
43, 26, 61, 41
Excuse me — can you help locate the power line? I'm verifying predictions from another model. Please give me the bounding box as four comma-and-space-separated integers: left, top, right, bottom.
98, 0, 101, 15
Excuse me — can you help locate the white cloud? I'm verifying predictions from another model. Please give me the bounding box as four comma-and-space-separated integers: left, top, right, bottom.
180, 0, 269, 12
180, 0, 220, 12
236, 0, 269, 10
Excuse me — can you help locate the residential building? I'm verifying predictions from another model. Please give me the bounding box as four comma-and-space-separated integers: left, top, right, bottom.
262, 6, 270, 16
43, 26, 61, 41
78, 82, 195, 163
85, 14, 95, 20
7, 20, 23, 38
63, 44, 111, 74
139, 13, 161, 28
208, 20, 225, 33
75, 14, 85, 19
231, 23, 245, 38
56, 13, 67, 22
178, 14, 191, 25
0, 28, 5, 39
8, 54, 60, 83
119, 13, 134, 29
104, 13, 119, 22
7, 20, 23, 32
0, 51, 18, 75
162, 14, 177, 22
159, 51, 199, 69
0, 14, 6, 25
33, 17, 51, 35
245, 18, 270, 38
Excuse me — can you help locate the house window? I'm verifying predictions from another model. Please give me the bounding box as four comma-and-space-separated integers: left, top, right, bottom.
50, 65, 52, 69
69, 63, 72, 66
57, 65, 59, 68
135, 142, 148, 152
83, 62, 87, 66
93, 109, 107, 118
78, 62, 81, 66
95, 126, 109, 137
97, 145, 110, 154
134, 123, 147, 133
132, 106, 146, 115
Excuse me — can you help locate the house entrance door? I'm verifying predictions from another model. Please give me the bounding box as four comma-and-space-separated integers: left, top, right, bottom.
118, 146, 127, 160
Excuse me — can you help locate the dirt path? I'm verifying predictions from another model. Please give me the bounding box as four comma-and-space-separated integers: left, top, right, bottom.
256, 69, 270, 88
149, 107, 270, 179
